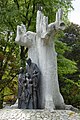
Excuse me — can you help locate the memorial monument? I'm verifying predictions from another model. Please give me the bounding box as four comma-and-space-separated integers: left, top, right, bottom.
15, 9, 66, 110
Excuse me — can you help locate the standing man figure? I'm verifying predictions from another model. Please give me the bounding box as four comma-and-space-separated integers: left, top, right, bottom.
26, 58, 41, 109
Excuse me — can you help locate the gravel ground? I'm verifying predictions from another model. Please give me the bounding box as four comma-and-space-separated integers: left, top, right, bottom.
0, 109, 80, 120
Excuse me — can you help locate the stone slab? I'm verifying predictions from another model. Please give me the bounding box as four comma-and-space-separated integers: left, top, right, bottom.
0, 109, 80, 120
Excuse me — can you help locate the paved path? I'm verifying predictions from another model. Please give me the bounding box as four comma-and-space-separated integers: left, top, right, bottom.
0, 109, 80, 120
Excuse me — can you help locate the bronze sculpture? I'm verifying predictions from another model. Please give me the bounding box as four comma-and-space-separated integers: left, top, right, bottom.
18, 58, 41, 109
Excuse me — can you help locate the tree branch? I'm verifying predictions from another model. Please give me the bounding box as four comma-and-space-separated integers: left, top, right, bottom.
8, 21, 15, 33
23, 0, 31, 25
14, 0, 19, 10
0, 73, 17, 93
27, 0, 35, 29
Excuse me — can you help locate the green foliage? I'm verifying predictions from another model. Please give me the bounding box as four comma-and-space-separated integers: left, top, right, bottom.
61, 78, 80, 108
0, 0, 73, 31
3, 79, 18, 104
56, 23, 80, 108
0, 31, 20, 107
55, 31, 77, 77
58, 55, 77, 76
62, 23, 80, 81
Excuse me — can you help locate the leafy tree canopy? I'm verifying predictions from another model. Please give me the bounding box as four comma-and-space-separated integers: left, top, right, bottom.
56, 23, 80, 108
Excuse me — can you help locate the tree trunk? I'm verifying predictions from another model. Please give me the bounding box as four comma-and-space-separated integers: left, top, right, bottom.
0, 91, 4, 109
